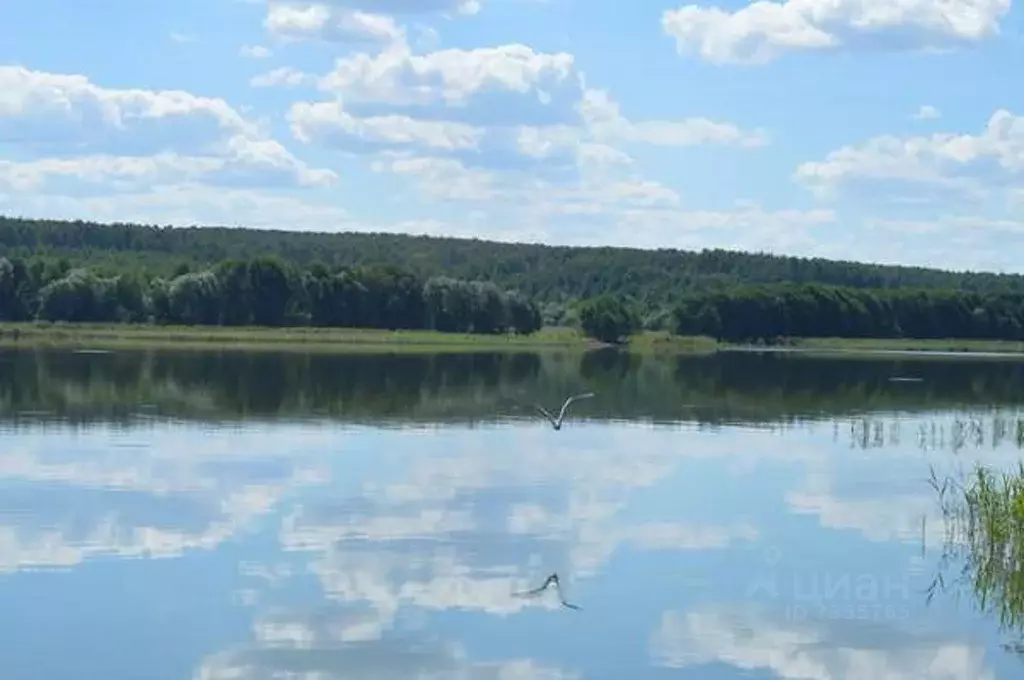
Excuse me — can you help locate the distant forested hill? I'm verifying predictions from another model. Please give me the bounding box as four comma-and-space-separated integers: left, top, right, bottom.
2, 215, 1023, 307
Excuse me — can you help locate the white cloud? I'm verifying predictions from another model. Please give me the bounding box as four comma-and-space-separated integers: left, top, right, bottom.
0, 181, 497, 241
374, 148, 833, 251
552, 201, 837, 254
272, 0, 485, 16
651, 606, 994, 679
290, 100, 484, 150
0, 65, 254, 150
284, 0, 483, 15
662, 0, 1011, 64
199, 631, 576, 680
2, 18, 793, 256
317, 39, 576, 107
0, 183, 353, 230
250, 66, 315, 88
0, 425, 335, 573
239, 44, 273, 59
794, 109, 1024, 202
263, 424, 762, 630
0, 154, 223, 191
579, 86, 768, 148
913, 105, 941, 121
413, 24, 441, 51
257, 0, 492, 47
785, 474, 941, 544
501, 86, 768, 166
0, 65, 335, 190
372, 154, 498, 201
276, 24, 766, 221
289, 40, 766, 218
265, 3, 404, 43
0, 142, 335, 193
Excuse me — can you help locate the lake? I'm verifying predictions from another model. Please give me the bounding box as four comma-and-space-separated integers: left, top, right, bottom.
1, 346, 1024, 679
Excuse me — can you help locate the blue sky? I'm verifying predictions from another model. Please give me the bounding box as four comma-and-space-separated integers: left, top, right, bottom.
1, 0, 1023, 272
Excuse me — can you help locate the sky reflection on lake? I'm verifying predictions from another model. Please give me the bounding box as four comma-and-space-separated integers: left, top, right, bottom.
0, 351, 1023, 678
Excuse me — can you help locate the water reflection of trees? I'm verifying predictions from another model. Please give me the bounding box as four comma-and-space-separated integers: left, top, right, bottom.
833, 413, 1024, 453
931, 463, 1024, 656
4, 348, 1024, 426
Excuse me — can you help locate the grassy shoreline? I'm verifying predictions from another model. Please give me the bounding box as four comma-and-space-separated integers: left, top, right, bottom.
782, 336, 1024, 355
0, 322, 587, 354
0, 322, 717, 355
2, 322, 1024, 356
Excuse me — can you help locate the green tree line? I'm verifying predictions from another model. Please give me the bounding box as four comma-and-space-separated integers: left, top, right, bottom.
0, 255, 542, 334
4, 216, 1024, 317
673, 283, 1024, 342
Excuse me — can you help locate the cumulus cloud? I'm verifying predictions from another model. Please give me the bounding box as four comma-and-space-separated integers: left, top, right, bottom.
662, 0, 1011, 64
250, 66, 316, 88
0, 140, 336, 192
785, 473, 943, 545
0, 424, 336, 572
290, 100, 485, 151
794, 108, 1024, 202
265, 3, 404, 43
0, 65, 335, 192
258, 0, 494, 46
371, 148, 833, 252
240, 44, 273, 59
279, 29, 766, 216
651, 605, 994, 679
0, 65, 253, 152
0, 182, 355, 232
269, 0, 483, 19
578, 86, 768, 148
371, 154, 498, 201
288, 36, 576, 167
316, 39, 577, 109
913, 105, 941, 121
199, 630, 576, 680
255, 423, 768, 631
0, 5, 818, 255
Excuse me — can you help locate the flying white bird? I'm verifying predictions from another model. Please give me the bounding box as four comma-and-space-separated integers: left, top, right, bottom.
512, 572, 582, 610
534, 392, 595, 430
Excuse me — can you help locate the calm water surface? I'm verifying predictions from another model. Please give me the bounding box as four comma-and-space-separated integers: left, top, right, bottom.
1, 347, 1024, 678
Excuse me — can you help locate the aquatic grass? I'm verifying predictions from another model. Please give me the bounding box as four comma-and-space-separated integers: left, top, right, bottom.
932, 460, 1024, 643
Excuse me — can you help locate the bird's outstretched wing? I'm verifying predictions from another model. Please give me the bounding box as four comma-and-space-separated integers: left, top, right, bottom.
512, 573, 558, 599
533, 404, 557, 426
557, 392, 595, 421
552, 579, 583, 611
513, 573, 583, 611
511, 584, 549, 599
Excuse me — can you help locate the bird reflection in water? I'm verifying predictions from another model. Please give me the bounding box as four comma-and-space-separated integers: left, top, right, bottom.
513, 572, 582, 610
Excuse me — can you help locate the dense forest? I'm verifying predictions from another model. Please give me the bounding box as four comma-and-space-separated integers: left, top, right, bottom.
0, 254, 542, 335
673, 283, 1024, 342
4, 214, 1024, 342
4, 216, 1024, 313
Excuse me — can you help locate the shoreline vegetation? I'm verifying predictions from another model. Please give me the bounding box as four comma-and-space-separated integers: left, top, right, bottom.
0, 322, 715, 354
4, 322, 1024, 357
6, 216, 1024, 355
